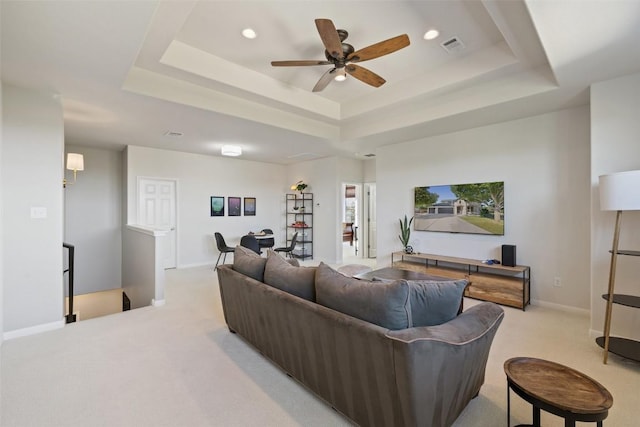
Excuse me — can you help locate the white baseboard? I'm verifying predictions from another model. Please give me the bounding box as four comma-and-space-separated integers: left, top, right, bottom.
3, 319, 66, 341
589, 329, 603, 339
152, 299, 166, 307
177, 261, 215, 269
530, 299, 590, 316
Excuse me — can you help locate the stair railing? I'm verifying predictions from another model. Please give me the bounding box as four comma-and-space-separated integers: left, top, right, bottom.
63, 243, 77, 323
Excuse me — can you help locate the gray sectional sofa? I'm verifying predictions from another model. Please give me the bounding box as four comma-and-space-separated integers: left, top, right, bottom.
216, 247, 504, 427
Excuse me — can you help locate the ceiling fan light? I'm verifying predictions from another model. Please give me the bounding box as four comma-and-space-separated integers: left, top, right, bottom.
424, 29, 440, 40
334, 68, 347, 82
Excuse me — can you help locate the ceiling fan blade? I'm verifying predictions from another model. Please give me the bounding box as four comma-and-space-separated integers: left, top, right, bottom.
271, 60, 332, 67
312, 68, 337, 92
345, 64, 386, 88
347, 34, 410, 63
315, 18, 343, 60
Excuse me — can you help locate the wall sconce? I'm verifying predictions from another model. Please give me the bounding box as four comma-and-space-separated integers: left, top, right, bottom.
64, 153, 84, 187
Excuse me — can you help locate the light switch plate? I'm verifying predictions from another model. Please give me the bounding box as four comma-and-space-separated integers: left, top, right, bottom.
30, 207, 47, 219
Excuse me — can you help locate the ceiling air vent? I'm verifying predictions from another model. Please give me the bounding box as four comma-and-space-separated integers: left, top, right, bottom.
164, 131, 183, 137
364, 153, 376, 157
440, 37, 465, 53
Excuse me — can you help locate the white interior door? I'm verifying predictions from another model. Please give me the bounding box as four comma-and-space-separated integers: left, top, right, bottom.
138, 178, 177, 269
366, 184, 377, 258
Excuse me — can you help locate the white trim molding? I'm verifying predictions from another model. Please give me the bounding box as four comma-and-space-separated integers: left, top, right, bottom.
3, 319, 66, 341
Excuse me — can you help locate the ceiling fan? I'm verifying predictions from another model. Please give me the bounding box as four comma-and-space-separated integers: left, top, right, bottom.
271, 19, 410, 92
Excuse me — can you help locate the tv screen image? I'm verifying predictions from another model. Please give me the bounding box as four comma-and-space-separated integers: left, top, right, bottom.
414, 181, 504, 235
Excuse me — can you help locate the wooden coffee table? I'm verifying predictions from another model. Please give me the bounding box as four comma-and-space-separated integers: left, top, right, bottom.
504, 357, 613, 427
355, 267, 465, 314
354, 266, 448, 281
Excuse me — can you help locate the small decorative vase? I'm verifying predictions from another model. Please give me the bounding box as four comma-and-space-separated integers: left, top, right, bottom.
404, 246, 414, 254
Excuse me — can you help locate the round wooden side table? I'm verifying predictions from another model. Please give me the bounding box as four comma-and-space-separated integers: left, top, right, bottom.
504, 357, 613, 427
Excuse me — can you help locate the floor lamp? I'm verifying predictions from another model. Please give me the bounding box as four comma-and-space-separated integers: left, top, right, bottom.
599, 170, 640, 364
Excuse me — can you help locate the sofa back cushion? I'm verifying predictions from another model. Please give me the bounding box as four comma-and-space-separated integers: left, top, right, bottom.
263, 251, 316, 301
315, 263, 411, 330
408, 279, 468, 327
233, 245, 266, 282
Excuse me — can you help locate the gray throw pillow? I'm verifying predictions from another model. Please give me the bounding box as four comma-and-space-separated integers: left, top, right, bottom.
265, 249, 299, 266
407, 279, 468, 326
233, 245, 266, 282
315, 263, 411, 330
263, 252, 316, 301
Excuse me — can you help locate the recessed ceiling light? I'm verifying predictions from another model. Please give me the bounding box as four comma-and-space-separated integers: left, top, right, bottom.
242, 28, 257, 39
423, 29, 440, 40
221, 145, 242, 157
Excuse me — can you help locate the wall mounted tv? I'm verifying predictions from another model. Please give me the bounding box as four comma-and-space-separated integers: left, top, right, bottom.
414, 181, 504, 235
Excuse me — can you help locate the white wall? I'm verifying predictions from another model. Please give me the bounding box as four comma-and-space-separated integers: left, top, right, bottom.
2, 84, 65, 335
590, 72, 640, 339
122, 226, 166, 308
288, 156, 365, 264
363, 158, 376, 182
64, 145, 122, 295
126, 146, 287, 267
377, 106, 591, 310
0, 78, 4, 345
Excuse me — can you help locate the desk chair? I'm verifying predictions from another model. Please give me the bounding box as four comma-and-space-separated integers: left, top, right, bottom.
214, 232, 234, 270
240, 234, 262, 255
274, 232, 298, 258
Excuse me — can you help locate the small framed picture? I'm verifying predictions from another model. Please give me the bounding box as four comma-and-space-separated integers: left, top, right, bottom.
244, 197, 256, 216
210, 196, 224, 216
228, 197, 241, 216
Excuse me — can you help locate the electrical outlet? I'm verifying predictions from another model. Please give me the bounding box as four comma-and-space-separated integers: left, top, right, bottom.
553, 277, 562, 287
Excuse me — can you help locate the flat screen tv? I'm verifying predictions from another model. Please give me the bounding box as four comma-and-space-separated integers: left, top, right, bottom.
414, 181, 504, 235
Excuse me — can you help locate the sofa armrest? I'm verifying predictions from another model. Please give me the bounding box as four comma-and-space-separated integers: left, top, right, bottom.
386, 301, 504, 344
385, 302, 504, 427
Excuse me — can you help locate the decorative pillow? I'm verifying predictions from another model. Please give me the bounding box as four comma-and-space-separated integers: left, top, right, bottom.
265, 249, 299, 267
263, 252, 316, 301
315, 263, 411, 330
407, 279, 468, 327
286, 258, 300, 267
233, 245, 266, 282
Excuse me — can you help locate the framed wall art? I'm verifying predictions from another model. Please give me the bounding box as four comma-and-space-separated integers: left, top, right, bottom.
228, 197, 241, 216
210, 196, 224, 217
244, 197, 256, 216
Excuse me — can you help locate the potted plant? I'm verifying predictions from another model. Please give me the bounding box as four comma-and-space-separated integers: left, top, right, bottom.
290, 180, 308, 194
398, 215, 414, 253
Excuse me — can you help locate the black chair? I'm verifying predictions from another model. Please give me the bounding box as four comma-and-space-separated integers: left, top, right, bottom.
258, 228, 275, 251
214, 232, 234, 270
240, 234, 262, 255
274, 232, 298, 258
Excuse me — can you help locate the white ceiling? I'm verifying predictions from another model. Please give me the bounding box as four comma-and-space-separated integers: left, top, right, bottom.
2, 0, 640, 164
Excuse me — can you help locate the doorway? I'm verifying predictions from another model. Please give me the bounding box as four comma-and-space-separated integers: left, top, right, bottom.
341, 184, 359, 261
365, 183, 377, 258
137, 177, 177, 269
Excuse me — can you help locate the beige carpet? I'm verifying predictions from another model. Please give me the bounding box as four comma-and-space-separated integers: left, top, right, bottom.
2, 262, 639, 426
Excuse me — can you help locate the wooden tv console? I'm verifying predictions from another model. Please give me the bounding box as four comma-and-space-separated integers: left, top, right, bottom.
391, 252, 531, 310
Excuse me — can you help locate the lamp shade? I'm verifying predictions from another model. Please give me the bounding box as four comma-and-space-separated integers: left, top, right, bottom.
66, 153, 84, 171
599, 170, 640, 211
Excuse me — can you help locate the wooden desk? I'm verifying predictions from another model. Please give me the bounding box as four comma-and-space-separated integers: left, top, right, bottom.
504, 357, 613, 427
